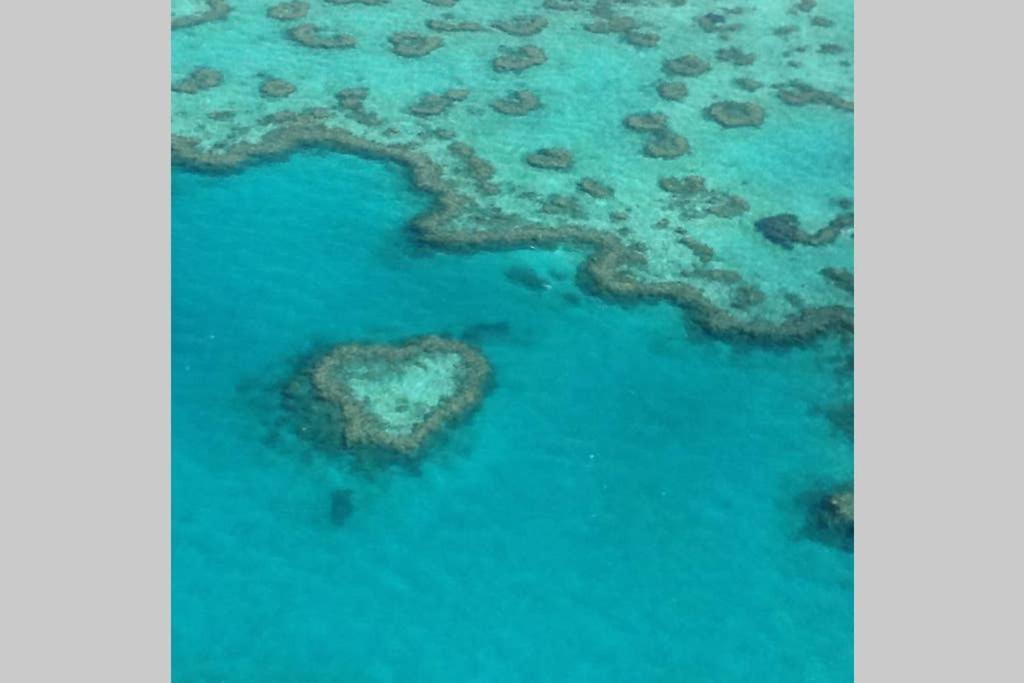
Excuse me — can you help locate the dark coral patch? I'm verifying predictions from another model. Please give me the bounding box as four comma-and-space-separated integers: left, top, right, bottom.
644, 131, 690, 159
260, 78, 296, 99
623, 112, 668, 132
805, 483, 853, 552
776, 80, 853, 111
734, 77, 764, 92
578, 178, 614, 198
492, 15, 548, 36
409, 90, 469, 117
287, 24, 357, 49
755, 212, 853, 248
657, 81, 688, 101
492, 45, 546, 73
821, 267, 854, 294
716, 47, 756, 66
172, 68, 223, 94
426, 18, 485, 32
525, 148, 574, 170
663, 54, 710, 77
389, 32, 444, 57
705, 101, 765, 128
267, 1, 308, 20
172, 0, 231, 30
491, 90, 541, 116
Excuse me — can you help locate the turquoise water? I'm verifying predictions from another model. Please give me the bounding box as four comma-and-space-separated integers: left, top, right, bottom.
172, 151, 852, 681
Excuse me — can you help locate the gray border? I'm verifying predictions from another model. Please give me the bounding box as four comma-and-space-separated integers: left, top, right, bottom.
856, 2, 1021, 680
1, 3, 169, 681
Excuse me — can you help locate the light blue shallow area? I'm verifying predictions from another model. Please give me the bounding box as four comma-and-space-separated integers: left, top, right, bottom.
172, 152, 852, 682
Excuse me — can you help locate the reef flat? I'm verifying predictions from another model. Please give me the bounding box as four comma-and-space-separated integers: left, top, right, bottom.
171, 0, 854, 347
287, 335, 491, 456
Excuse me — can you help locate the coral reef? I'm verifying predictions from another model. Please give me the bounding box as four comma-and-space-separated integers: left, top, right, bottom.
448, 142, 498, 194
525, 147, 573, 170
705, 101, 766, 128
287, 24, 357, 49
623, 113, 689, 159
492, 15, 548, 36
492, 46, 547, 73
806, 483, 854, 552
302, 335, 492, 456
577, 178, 614, 198
409, 90, 468, 117
172, 123, 852, 346
267, 1, 308, 21
660, 176, 748, 219
389, 32, 444, 58
821, 267, 854, 294
644, 131, 690, 159
172, 0, 231, 30
755, 212, 853, 249
336, 88, 382, 126
696, 12, 743, 35
260, 77, 297, 99
716, 47, 756, 66
656, 81, 688, 101
662, 54, 710, 76
625, 31, 660, 48
172, 68, 223, 94
426, 18, 485, 32
491, 90, 541, 116
776, 80, 854, 111
734, 77, 764, 92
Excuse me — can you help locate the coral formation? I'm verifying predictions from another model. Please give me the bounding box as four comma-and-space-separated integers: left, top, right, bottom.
492, 15, 548, 36
267, 1, 308, 21
172, 0, 231, 30
716, 47, 756, 66
821, 267, 854, 294
409, 90, 468, 117
625, 31, 660, 48
492, 46, 547, 73
776, 80, 854, 111
448, 142, 498, 194
734, 77, 764, 92
389, 32, 444, 58
660, 176, 748, 219
656, 81, 688, 101
172, 68, 223, 94
426, 18, 485, 32
490, 90, 541, 116
260, 78, 297, 99
644, 131, 690, 159
662, 54, 710, 76
525, 147, 573, 170
287, 24, 357, 49
577, 178, 614, 198
172, 122, 852, 346
336, 88, 382, 126
303, 335, 492, 456
755, 212, 853, 249
705, 101, 766, 128
806, 483, 854, 552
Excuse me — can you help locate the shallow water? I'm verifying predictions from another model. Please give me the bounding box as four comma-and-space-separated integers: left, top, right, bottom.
172, 151, 852, 682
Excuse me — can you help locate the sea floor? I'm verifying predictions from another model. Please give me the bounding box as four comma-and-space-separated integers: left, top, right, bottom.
172, 151, 852, 682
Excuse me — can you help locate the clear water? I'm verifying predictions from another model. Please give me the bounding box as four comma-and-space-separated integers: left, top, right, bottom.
172, 151, 852, 682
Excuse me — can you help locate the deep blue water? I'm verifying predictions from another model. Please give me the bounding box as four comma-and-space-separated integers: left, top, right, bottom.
172, 151, 852, 682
